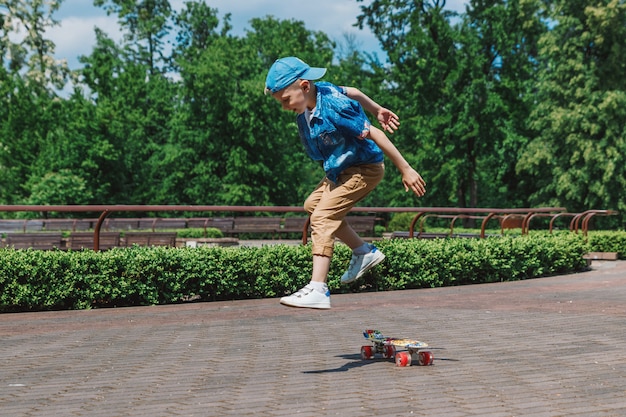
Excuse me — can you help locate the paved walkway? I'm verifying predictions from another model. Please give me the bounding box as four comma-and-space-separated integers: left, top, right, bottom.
1, 261, 625, 417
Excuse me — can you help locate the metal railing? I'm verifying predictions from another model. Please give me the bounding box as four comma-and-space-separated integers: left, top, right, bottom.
0, 205, 576, 251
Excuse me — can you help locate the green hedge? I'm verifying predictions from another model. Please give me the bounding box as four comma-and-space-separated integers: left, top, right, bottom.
586, 230, 626, 258
0, 232, 601, 312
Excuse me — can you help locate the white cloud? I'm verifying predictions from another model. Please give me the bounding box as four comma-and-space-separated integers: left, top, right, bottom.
49, 0, 468, 69
446, 0, 468, 13
46, 16, 122, 69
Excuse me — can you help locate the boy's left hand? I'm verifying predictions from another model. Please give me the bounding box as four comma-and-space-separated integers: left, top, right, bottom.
402, 168, 427, 197
377, 108, 400, 134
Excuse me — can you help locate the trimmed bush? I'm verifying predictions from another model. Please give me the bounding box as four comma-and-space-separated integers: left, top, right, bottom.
587, 231, 626, 259
0, 232, 595, 312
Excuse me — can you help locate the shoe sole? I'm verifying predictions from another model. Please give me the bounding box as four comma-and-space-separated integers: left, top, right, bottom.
341, 252, 386, 285
279, 299, 331, 309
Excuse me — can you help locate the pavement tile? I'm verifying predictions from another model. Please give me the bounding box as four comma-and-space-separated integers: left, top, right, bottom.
1, 260, 625, 416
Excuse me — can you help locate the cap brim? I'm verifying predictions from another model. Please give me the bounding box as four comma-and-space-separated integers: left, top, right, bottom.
301, 67, 327, 81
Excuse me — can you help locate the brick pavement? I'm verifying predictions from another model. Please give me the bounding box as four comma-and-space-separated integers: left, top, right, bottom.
1, 261, 625, 417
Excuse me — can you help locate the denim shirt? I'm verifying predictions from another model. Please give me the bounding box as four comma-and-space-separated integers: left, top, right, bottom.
296, 82, 384, 183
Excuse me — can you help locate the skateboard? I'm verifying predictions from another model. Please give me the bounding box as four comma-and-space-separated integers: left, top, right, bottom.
361, 329, 434, 367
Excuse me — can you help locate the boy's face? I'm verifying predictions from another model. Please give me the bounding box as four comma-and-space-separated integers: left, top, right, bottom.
271, 80, 311, 114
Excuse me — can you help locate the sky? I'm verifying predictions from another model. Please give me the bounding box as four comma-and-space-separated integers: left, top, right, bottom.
49, 0, 468, 70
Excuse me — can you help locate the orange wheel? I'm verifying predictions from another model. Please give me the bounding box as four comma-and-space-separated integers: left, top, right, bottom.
383, 345, 396, 359
361, 345, 374, 360
395, 351, 411, 367
418, 350, 434, 366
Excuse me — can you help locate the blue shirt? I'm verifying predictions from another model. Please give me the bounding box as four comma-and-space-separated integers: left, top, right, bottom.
296, 82, 384, 183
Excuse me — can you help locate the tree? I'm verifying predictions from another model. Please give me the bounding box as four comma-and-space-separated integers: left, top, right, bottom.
79, 26, 176, 204
172, 0, 225, 60
0, 0, 71, 89
25, 170, 93, 207
455, 0, 545, 208
94, 0, 173, 74
356, 0, 464, 207
517, 0, 626, 223
163, 13, 338, 206
0, 75, 41, 204
0, 0, 75, 206
357, 0, 546, 214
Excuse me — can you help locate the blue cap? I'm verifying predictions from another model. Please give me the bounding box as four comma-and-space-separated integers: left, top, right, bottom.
265, 57, 327, 94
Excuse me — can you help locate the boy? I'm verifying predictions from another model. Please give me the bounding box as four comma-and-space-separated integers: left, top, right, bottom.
265, 57, 426, 309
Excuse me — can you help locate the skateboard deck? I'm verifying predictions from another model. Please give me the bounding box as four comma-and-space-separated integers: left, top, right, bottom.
361, 329, 434, 367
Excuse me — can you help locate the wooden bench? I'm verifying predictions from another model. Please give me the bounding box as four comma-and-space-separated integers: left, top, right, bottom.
0, 220, 44, 233
137, 218, 188, 231
281, 217, 309, 234
187, 218, 235, 235
104, 218, 141, 231
44, 218, 95, 231
68, 232, 121, 250
4, 233, 64, 250
124, 232, 177, 247
498, 214, 526, 234
232, 217, 282, 237
583, 252, 618, 261
346, 216, 377, 236
0, 219, 25, 232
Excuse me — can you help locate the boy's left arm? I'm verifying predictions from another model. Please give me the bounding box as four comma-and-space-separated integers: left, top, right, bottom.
367, 126, 426, 197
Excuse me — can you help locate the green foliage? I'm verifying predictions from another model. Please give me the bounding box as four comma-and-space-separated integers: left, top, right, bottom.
26, 170, 93, 206
0, 233, 594, 312
356, 0, 545, 209
370, 233, 589, 290
387, 212, 416, 231
0, 0, 71, 88
374, 224, 386, 236
1, 1, 625, 223
516, 0, 626, 219
176, 227, 222, 239
587, 231, 626, 259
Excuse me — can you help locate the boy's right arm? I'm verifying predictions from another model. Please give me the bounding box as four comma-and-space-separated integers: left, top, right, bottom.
343, 87, 399, 134
366, 125, 426, 197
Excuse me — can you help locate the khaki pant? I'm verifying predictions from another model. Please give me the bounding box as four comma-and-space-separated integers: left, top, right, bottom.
304, 163, 384, 257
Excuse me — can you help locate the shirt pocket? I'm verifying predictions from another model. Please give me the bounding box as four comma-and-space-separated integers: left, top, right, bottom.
318, 128, 342, 147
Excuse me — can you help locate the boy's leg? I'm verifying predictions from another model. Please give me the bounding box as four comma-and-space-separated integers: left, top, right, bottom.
305, 183, 368, 251
331, 165, 386, 284
335, 222, 386, 283
308, 164, 384, 282
307, 163, 384, 258
280, 164, 383, 309
334, 222, 366, 250
311, 255, 331, 283
340, 244, 385, 284
280, 254, 332, 309
280, 180, 331, 309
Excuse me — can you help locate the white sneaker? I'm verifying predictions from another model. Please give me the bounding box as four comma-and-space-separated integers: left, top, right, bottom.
341, 247, 386, 284
280, 285, 331, 309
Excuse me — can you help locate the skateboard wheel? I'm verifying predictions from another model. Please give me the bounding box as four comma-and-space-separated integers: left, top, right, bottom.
395, 351, 411, 367
360, 345, 374, 360
383, 345, 396, 359
418, 350, 434, 366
